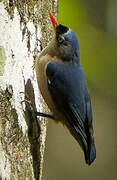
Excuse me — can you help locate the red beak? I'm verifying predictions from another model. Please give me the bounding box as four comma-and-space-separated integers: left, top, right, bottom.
49, 12, 58, 31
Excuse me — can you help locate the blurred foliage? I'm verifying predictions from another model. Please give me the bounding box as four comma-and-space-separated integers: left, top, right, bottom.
43, 0, 117, 180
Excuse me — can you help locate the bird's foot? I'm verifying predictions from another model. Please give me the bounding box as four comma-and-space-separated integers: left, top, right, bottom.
34, 111, 54, 119
21, 96, 53, 119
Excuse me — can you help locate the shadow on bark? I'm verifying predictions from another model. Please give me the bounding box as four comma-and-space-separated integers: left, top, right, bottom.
24, 79, 41, 180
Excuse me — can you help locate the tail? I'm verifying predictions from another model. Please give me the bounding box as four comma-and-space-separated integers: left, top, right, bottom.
83, 124, 96, 165
84, 141, 96, 165
63, 103, 96, 165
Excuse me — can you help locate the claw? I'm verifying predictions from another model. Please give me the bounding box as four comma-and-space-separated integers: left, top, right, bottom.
21, 98, 53, 119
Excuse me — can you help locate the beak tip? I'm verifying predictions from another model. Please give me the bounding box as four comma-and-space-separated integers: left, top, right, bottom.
49, 12, 58, 30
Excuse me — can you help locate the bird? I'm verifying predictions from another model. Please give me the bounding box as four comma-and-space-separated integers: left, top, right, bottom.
35, 12, 96, 165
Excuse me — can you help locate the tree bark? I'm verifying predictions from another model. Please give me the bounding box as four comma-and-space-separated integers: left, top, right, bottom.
0, 0, 58, 179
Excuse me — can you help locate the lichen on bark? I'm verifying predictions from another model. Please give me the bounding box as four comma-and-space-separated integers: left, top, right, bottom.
0, 0, 58, 179
0, 86, 34, 179
0, 47, 5, 75
2, 0, 57, 52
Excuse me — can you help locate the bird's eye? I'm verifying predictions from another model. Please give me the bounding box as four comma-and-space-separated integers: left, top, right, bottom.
58, 35, 64, 43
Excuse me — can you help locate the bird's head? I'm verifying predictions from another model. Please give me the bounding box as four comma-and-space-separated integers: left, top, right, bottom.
49, 13, 80, 62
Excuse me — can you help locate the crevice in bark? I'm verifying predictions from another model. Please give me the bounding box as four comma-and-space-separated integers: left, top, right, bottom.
24, 79, 41, 180
0, 86, 34, 179
0, 0, 58, 179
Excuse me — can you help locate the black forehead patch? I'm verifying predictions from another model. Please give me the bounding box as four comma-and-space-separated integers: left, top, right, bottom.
56, 24, 69, 35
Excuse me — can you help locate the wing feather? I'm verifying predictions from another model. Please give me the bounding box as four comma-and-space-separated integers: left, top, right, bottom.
46, 61, 96, 164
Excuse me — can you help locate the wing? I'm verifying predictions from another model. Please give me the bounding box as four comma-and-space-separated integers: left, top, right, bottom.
46, 61, 96, 165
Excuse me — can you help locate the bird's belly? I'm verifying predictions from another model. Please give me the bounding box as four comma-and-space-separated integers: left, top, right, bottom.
35, 55, 64, 122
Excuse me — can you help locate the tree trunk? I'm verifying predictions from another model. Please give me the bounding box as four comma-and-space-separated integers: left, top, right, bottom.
0, 0, 58, 179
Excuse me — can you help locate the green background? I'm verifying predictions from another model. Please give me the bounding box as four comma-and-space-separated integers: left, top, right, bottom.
43, 0, 117, 179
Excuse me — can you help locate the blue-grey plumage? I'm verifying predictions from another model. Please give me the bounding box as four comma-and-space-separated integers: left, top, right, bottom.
35, 13, 96, 165
46, 59, 96, 165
